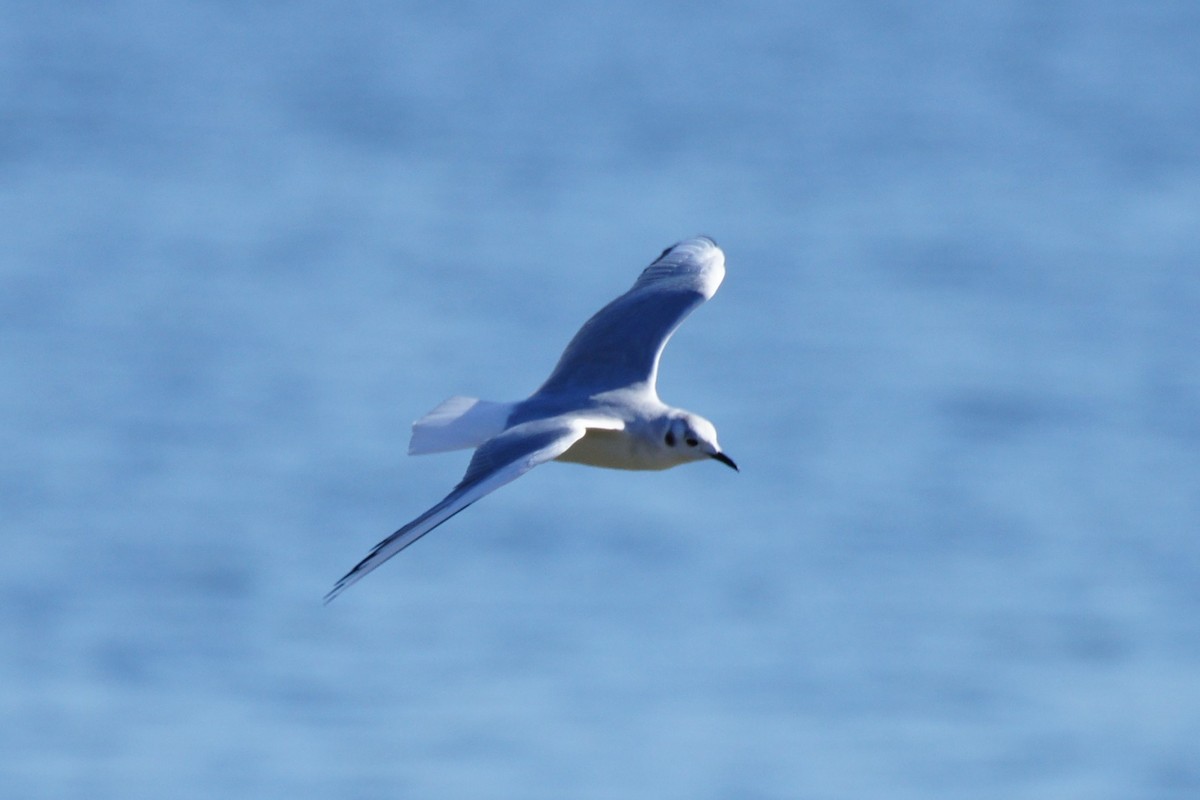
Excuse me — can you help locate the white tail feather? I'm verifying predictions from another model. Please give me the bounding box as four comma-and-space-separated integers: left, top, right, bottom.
408, 396, 515, 455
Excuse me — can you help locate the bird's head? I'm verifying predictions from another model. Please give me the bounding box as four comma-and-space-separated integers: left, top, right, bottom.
661, 412, 738, 471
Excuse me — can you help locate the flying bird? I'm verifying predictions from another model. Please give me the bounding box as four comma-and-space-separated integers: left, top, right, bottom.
326, 236, 736, 601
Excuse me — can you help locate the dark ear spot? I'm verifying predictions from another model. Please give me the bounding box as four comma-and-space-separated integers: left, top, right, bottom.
664, 431, 676, 447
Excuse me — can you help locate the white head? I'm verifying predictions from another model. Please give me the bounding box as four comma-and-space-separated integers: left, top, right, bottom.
660, 411, 738, 471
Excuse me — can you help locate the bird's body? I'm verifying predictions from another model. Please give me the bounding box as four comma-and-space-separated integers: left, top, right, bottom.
326, 236, 735, 602
541, 390, 685, 471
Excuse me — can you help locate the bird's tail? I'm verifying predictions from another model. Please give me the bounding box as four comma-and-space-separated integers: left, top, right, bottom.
408, 396, 516, 455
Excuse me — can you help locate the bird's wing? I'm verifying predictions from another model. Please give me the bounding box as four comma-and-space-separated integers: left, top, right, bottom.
535, 236, 725, 396
324, 415, 623, 602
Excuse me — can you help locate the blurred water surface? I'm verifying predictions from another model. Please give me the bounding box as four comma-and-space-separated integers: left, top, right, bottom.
3, 2, 1199, 798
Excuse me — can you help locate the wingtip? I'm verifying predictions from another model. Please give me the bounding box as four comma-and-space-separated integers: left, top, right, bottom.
323, 573, 355, 604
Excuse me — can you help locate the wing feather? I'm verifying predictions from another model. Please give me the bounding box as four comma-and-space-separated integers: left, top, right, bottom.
536, 236, 725, 396
325, 418, 596, 602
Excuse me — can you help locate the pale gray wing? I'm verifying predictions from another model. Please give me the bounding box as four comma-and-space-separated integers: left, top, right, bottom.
536, 236, 726, 396
324, 416, 615, 602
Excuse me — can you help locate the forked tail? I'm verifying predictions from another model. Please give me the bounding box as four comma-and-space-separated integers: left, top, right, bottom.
408, 396, 516, 455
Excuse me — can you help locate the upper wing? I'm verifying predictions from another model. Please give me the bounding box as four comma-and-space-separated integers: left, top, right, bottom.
535, 236, 725, 396
324, 416, 621, 602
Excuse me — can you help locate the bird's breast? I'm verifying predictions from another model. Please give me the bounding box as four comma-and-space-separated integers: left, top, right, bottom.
555, 428, 677, 471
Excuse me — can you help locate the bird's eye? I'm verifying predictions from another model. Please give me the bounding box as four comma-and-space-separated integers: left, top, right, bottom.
685, 437, 699, 447
664, 432, 676, 447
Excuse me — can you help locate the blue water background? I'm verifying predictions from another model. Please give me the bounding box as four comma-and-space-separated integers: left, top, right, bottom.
3, 2, 1199, 798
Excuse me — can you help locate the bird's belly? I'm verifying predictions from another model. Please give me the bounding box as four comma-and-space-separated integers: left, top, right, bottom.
556, 429, 672, 471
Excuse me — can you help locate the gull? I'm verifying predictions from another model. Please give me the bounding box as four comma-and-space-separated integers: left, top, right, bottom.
325, 235, 736, 602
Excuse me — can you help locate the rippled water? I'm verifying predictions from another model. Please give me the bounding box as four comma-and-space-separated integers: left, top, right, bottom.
3, 3, 1199, 798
